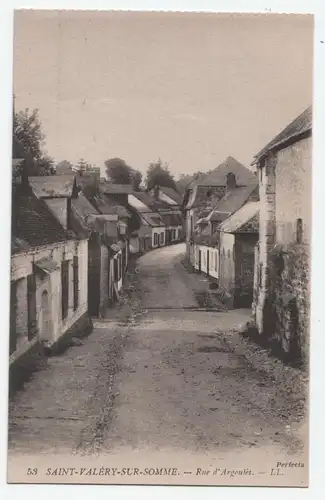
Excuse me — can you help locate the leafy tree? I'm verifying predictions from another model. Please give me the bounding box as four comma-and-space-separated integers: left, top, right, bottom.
145, 158, 176, 191
75, 158, 91, 174
105, 157, 142, 190
56, 160, 73, 174
13, 108, 55, 176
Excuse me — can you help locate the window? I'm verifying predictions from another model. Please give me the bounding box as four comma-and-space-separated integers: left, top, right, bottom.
296, 218, 303, 244
160, 232, 164, 245
73, 256, 79, 311
27, 274, 37, 339
154, 233, 158, 246
173, 229, 176, 239
61, 261, 69, 320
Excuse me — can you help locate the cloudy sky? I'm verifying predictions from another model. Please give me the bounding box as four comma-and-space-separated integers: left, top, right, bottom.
13, 10, 313, 177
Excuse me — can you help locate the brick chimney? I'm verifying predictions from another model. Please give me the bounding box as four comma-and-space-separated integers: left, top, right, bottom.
154, 185, 159, 200
226, 172, 236, 193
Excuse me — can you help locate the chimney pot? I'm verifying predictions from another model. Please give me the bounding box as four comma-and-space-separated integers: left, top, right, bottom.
226, 172, 236, 192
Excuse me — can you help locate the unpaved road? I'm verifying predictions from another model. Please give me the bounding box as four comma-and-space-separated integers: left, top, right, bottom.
8, 244, 307, 485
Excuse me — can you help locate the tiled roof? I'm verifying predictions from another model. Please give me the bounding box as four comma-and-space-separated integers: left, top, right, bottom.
29, 175, 76, 198
199, 157, 256, 187
207, 183, 259, 221
132, 191, 169, 211
93, 194, 131, 218
12, 193, 71, 252
141, 212, 165, 227
159, 213, 183, 226
159, 186, 183, 205
253, 105, 312, 164
184, 157, 256, 210
99, 182, 134, 194
219, 202, 260, 234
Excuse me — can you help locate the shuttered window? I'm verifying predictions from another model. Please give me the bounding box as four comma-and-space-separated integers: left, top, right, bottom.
73, 256, 79, 311
61, 261, 69, 320
154, 233, 158, 246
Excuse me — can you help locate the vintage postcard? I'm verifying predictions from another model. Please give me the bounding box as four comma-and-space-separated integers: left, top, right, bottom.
7, 10, 312, 486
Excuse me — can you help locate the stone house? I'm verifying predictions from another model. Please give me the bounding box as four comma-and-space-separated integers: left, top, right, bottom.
183, 156, 257, 264
128, 192, 167, 249
89, 191, 131, 299
191, 171, 259, 290
252, 105, 312, 365
70, 192, 122, 316
10, 177, 90, 384
146, 187, 184, 244
218, 202, 259, 308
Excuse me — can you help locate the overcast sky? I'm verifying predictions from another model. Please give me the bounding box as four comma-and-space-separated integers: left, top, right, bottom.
13, 10, 313, 177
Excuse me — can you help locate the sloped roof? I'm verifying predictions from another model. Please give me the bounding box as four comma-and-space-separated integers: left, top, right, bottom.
207, 182, 259, 221
12, 193, 71, 253
99, 182, 133, 194
159, 213, 183, 226
159, 186, 183, 205
29, 175, 76, 198
70, 193, 99, 236
219, 202, 259, 234
93, 193, 131, 218
253, 105, 312, 165
199, 157, 256, 187
132, 191, 168, 211
184, 157, 256, 210
141, 212, 165, 227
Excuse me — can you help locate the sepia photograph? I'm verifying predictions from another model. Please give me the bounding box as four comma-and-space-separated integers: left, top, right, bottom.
7, 9, 313, 486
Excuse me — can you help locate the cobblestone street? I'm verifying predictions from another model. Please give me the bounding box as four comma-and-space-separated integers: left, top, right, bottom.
8, 244, 307, 481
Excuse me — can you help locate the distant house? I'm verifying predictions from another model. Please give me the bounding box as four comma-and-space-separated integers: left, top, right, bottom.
90, 190, 131, 294
183, 156, 257, 263
70, 192, 119, 316
190, 165, 259, 297
252, 105, 312, 365
10, 176, 90, 381
128, 192, 166, 250
218, 202, 259, 308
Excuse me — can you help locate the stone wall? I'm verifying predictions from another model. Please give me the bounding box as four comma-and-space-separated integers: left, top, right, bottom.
271, 243, 310, 367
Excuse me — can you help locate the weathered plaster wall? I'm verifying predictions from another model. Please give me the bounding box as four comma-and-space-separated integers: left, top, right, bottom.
10, 238, 88, 364
100, 244, 110, 313
152, 227, 165, 248
219, 232, 235, 299
193, 244, 219, 279
275, 136, 312, 245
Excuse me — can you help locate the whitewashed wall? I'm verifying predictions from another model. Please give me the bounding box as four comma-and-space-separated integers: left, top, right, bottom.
152, 227, 166, 248
193, 244, 219, 279
10, 238, 88, 364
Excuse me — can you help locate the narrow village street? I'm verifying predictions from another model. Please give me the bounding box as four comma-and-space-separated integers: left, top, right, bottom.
8, 244, 307, 483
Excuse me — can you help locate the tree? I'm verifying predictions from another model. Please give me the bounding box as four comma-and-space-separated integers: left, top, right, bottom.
105, 157, 142, 189
13, 108, 55, 176
75, 158, 90, 175
56, 160, 74, 175
145, 159, 177, 191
